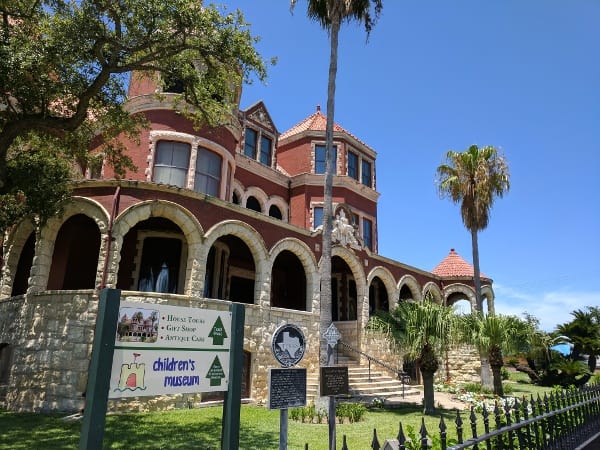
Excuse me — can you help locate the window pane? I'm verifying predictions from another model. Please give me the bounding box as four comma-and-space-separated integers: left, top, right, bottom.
315, 145, 337, 174
154, 141, 190, 188
363, 218, 373, 250
314, 207, 323, 228
195, 147, 222, 197
348, 152, 358, 180
244, 128, 257, 158
361, 160, 372, 187
260, 136, 272, 166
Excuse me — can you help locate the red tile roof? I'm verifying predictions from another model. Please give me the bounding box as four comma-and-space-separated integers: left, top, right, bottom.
432, 248, 488, 278
279, 106, 373, 151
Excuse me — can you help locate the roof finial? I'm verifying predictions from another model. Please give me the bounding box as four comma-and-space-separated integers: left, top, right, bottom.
316, 105, 321, 112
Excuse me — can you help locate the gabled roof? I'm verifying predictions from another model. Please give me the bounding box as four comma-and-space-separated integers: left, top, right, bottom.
241, 101, 278, 134
432, 248, 489, 279
279, 106, 375, 154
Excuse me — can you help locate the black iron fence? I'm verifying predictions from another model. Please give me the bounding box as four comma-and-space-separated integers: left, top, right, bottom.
305, 383, 600, 449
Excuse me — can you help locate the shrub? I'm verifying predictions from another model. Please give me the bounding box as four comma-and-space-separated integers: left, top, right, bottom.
501, 366, 509, 380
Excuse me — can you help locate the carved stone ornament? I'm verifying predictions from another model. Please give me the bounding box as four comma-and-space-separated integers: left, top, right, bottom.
332, 210, 360, 249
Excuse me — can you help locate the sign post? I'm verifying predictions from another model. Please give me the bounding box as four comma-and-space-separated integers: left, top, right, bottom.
269, 323, 307, 450
221, 302, 245, 450
81, 295, 239, 449
322, 323, 341, 450
79, 288, 121, 450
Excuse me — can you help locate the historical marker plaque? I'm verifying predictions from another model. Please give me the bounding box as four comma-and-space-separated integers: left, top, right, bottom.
268, 368, 307, 410
320, 366, 349, 396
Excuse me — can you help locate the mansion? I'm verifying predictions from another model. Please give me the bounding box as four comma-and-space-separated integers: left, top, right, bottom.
0, 71, 494, 412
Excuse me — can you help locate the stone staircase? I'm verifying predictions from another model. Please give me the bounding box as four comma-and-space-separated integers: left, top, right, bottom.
306, 354, 421, 403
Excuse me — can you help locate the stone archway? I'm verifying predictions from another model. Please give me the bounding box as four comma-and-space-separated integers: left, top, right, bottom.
110, 200, 203, 295
269, 238, 319, 312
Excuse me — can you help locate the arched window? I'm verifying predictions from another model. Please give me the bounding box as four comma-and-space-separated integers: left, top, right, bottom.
246, 196, 261, 213
268, 205, 283, 220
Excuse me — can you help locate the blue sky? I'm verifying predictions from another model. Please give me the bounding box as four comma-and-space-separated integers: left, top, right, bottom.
218, 0, 599, 331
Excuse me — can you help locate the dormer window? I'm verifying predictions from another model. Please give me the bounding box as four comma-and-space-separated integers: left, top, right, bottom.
244, 128, 257, 158
243, 127, 274, 168
259, 136, 272, 166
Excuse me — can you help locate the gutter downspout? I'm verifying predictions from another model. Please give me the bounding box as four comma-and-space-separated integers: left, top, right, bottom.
100, 184, 121, 289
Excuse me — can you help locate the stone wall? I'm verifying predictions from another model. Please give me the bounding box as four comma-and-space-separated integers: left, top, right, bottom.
435, 346, 481, 385
0, 291, 98, 412
0, 290, 321, 413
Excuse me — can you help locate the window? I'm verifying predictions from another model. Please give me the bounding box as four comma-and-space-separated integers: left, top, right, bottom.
244, 128, 257, 159
313, 207, 323, 228
153, 141, 191, 188
269, 205, 283, 220
194, 148, 221, 197
259, 136, 272, 166
361, 160, 372, 187
363, 218, 373, 250
315, 145, 337, 174
347, 151, 359, 180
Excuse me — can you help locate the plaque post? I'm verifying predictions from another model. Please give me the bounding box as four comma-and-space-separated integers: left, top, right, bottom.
322, 323, 341, 450
269, 324, 307, 450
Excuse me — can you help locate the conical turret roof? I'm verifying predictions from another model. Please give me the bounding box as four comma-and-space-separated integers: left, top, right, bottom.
432, 248, 488, 279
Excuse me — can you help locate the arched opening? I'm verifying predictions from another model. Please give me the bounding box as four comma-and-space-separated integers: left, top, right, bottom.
245, 196, 261, 213
332, 256, 357, 321
204, 235, 255, 304
11, 232, 35, 296
271, 250, 306, 311
368, 276, 389, 315
116, 217, 187, 294
232, 192, 240, 205
268, 205, 283, 220
47, 215, 101, 290
399, 284, 415, 303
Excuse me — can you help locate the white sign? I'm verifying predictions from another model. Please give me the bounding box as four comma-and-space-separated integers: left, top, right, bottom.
322, 323, 341, 348
109, 301, 231, 398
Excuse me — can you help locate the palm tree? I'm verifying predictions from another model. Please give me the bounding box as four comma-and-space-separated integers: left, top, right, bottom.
436, 144, 510, 312
369, 297, 456, 415
458, 312, 531, 396
290, 0, 383, 365
555, 306, 600, 373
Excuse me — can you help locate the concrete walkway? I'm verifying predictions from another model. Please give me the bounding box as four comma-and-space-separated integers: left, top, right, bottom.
386, 389, 468, 411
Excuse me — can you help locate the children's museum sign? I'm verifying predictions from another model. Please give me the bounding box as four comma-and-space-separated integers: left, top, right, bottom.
109, 302, 232, 398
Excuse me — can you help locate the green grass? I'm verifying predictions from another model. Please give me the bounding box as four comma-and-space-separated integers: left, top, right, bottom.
0, 404, 466, 450
0, 376, 559, 450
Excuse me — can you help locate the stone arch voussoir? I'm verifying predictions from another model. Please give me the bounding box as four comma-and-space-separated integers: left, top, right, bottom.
366, 266, 398, 312
110, 200, 204, 292
31, 197, 109, 293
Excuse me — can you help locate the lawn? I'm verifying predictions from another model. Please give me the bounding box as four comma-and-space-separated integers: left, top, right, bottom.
0, 403, 465, 450
0, 378, 558, 450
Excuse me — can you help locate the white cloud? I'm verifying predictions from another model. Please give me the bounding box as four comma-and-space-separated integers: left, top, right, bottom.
493, 283, 600, 332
